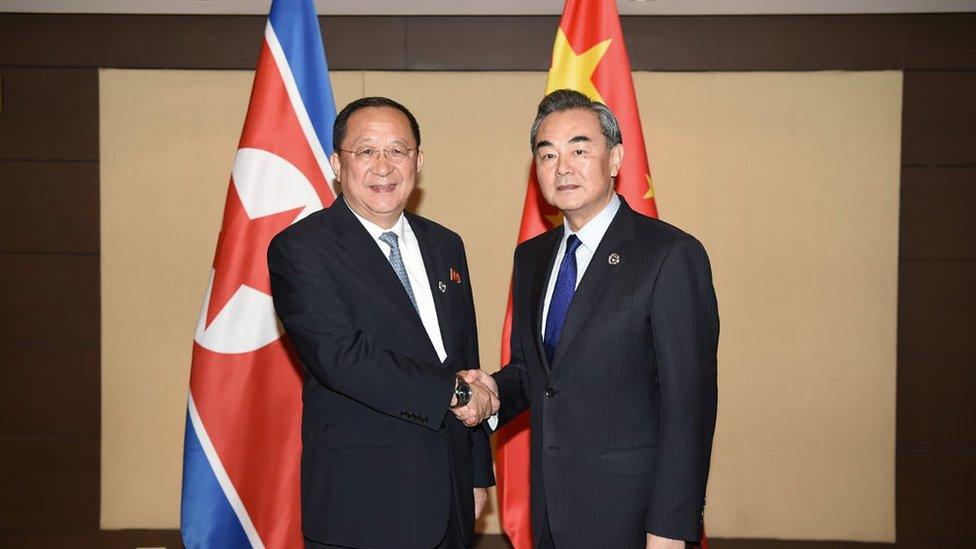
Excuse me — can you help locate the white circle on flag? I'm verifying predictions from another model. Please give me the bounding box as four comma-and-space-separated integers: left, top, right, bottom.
232, 147, 323, 221
194, 269, 284, 354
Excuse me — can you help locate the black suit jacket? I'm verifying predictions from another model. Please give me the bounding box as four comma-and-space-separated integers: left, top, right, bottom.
494, 196, 718, 548
268, 196, 494, 549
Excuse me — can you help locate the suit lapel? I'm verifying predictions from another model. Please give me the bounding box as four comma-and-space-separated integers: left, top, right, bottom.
531, 228, 564, 374
331, 197, 428, 335
409, 214, 454, 360
550, 201, 636, 368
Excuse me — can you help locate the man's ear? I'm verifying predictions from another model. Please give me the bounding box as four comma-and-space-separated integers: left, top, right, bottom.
609, 143, 624, 177
415, 149, 424, 173
329, 152, 342, 182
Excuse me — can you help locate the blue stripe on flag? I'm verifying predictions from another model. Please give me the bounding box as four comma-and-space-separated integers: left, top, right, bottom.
269, 0, 338, 156
180, 411, 252, 549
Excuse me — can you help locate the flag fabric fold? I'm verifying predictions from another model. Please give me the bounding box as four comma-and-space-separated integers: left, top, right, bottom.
497, 1, 711, 548
180, 1, 336, 547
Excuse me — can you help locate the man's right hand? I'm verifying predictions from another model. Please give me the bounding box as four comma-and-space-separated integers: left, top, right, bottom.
459, 369, 498, 396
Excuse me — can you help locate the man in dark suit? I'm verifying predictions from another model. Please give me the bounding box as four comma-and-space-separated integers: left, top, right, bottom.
460, 89, 718, 549
269, 97, 496, 549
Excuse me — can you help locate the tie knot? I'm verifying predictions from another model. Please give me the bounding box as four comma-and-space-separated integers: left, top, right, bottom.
379, 231, 399, 248
565, 234, 582, 255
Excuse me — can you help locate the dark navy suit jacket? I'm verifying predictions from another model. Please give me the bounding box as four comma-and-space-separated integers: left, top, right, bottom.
269, 196, 493, 549
494, 196, 718, 548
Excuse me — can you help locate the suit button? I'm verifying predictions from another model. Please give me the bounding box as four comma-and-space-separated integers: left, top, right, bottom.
545, 388, 555, 397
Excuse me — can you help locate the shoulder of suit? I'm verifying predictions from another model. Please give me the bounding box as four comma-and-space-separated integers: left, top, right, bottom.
628, 207, 702, 247
269, 204, 335, 250
514, 225, 562, 256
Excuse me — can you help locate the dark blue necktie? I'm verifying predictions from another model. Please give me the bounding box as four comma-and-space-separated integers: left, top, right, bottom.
544, 234, 582, 363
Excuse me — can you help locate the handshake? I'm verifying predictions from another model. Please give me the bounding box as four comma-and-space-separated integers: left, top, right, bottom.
451, 370, 499, 427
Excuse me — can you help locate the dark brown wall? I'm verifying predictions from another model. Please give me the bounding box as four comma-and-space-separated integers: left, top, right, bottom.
0, 12, 973, 549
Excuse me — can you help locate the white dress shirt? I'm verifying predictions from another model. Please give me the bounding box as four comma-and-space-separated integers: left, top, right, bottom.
541, 193, 621, 335
349, 210, 447, 363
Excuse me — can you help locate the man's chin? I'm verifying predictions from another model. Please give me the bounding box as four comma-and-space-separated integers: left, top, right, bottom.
365, 202, 406, 217
551, 199, 583, 215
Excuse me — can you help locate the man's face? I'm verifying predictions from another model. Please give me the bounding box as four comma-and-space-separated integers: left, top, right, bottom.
330, 106, 423, 228
533, 108, 623, 229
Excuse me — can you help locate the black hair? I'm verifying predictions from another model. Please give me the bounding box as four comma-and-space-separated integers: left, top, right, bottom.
332, 96, 421, 150
530, 89, 622, 151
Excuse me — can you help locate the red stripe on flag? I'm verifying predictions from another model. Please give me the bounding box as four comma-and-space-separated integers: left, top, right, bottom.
190, 340, 303, 547
239, 41, 335, 209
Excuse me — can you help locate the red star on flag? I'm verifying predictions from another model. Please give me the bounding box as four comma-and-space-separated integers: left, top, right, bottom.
205, 181, 303, 328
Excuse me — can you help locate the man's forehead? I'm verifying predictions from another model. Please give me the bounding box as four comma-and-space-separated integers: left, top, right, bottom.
348, 107, 410, 129
349, 105, 405, 119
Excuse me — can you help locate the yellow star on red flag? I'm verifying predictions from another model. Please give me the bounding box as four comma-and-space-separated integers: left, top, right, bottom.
643, 173, 655, 200
545, 28, 612, 103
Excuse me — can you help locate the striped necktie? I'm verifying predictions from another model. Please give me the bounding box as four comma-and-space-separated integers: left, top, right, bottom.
379, 231, 418, 312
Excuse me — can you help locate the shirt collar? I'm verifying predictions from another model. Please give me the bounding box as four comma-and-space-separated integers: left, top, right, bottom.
349, 207, 407, 246
563, 193, 620, 253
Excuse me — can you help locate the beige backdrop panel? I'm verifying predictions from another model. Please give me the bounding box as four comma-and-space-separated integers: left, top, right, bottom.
636, 72, 900, 541
100, 69, 899, 541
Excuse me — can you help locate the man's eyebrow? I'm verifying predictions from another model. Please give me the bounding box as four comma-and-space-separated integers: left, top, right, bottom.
534, 140, 554, 151
568, 135, 592, 144
351, 137, 413, 147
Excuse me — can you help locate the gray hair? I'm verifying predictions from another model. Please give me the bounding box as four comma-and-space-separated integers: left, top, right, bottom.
529, 89, 622, 152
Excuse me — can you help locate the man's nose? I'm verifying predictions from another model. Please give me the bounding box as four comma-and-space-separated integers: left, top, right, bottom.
556, 154, 572, 175
370, 152, 395, 174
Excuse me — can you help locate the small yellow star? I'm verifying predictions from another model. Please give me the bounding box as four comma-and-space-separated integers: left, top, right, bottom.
643, 173, 655, 200
546, 28, 612, 103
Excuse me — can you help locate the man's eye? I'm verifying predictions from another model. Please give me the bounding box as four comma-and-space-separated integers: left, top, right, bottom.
389, 148, 406, 158
357, 148, 375, 158
574, 149, 586, 155
539, 152, 555, 161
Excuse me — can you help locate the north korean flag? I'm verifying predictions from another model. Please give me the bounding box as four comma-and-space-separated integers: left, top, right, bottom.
180, 1, 336, 547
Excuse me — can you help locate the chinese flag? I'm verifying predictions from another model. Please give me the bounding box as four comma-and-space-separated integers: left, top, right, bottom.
495, 1, 707, 548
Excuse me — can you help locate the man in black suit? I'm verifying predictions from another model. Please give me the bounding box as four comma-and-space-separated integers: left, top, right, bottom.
269, 97, 497, 549
460, 89, 718, 549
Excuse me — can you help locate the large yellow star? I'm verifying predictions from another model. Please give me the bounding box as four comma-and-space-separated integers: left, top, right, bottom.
643, 173, 655, 200
546, 28, 612, 103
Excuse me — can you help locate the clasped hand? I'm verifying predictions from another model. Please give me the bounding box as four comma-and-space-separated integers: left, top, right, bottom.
451, 370, 499, 427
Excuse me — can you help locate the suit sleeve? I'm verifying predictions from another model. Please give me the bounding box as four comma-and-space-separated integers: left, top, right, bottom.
645, 237, 719, 542
492, 248, 532, 430
268, 231, 456, 432
456, 240, 496, 487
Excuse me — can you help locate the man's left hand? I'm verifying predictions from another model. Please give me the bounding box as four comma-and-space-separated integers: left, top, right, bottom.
646, 533, 686, 549
452, 380, 498, 427
474, 487, 488, 519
